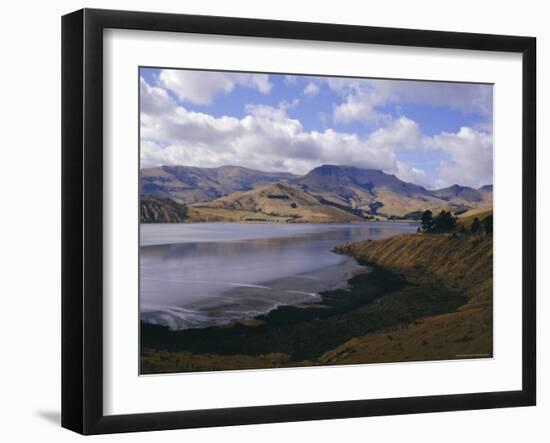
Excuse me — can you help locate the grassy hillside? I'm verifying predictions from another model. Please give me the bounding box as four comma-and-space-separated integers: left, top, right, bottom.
457, 208, 493, 229
190, 182, 363, 223
335, 233, 492, 305
326, 232, 493, 364
367, 188, 447, 217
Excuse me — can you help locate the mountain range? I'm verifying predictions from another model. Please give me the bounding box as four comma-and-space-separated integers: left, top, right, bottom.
141, 165, 295, 204
140, 164, 492, 223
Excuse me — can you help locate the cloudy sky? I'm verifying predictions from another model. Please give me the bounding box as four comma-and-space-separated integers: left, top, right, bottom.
140, 67, 493, 189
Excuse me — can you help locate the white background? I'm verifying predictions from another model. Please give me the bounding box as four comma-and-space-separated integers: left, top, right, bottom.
104, 30, 523, 415
0, 0, 547, 441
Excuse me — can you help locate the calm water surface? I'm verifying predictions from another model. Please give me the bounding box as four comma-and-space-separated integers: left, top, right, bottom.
140, 222, 417, 330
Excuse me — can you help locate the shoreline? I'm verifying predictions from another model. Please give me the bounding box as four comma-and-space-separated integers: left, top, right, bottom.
141, 218, 422, 225
139, 220, 418, 247
141, 244, 466, 373
140, 260, 407, 369
141, 256, 366, 331
141, 231, 492, 374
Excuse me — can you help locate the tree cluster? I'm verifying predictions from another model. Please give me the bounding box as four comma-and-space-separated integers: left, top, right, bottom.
471, 215, 493, 235
420, 210, 457, 232
420, 208, 493, 236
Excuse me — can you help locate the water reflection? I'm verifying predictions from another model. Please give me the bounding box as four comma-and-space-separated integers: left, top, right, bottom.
140, 222, 417, 330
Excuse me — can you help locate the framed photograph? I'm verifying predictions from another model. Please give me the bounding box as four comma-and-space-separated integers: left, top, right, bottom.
62, 8, 536, 435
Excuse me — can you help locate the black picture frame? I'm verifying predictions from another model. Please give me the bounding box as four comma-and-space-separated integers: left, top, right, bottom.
62, 8, 536, 435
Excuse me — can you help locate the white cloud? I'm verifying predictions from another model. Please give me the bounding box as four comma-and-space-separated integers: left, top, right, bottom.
328, 77, 492, 125
325, 77, 364, 95
333, 93, 385, 124
303, 82, 320, 97
372, 120, 493, 188
140, 78, 492, 188
333, 92, 391, 125
158, 69, 272, 105
367, 117, 423, 150
140, 77, 175, 115
379, 80, 493, 116
140, 78, 399, 174
428, 127, 493, 188
396, 162, 433, 188
284, 75, 298, 85
332, 82, 391, 125
280, 98, 300, 110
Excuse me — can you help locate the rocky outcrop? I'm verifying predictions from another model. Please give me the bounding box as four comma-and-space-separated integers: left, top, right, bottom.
140, 195, 188, 223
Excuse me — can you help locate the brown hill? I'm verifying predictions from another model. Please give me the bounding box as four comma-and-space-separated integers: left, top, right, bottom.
140, 164, 493, 220
293, 164, 431, 200
141, 165, 296, 204
457, 208, 493, 229
293, 165, 490, 217
190, 182, 363, 223
432, 184, 483, 202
